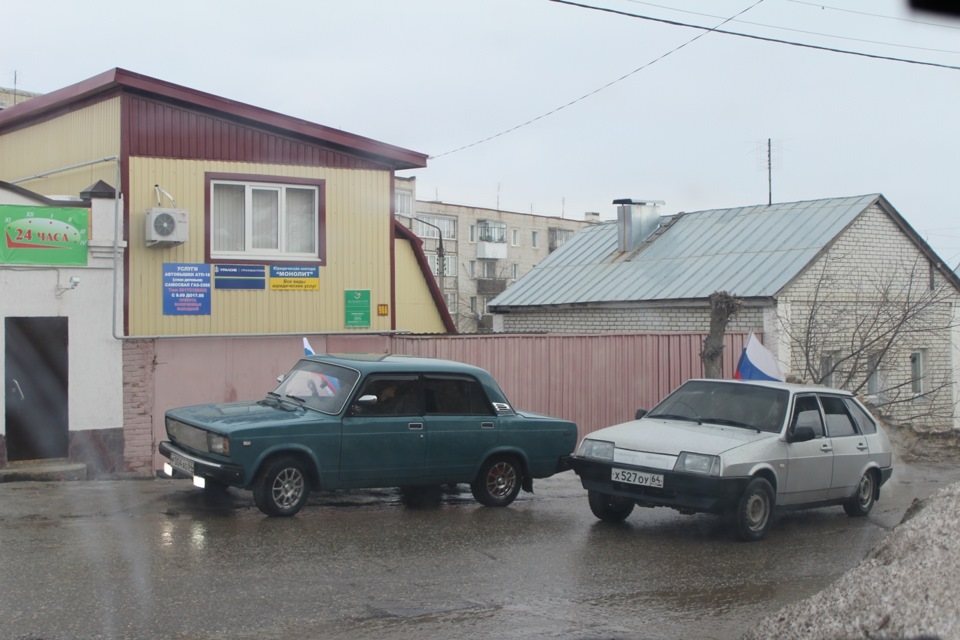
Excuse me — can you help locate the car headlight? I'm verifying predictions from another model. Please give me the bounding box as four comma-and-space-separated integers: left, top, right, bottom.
578, 439, 615, 461
674, 452, 719, 476
207, 433, 230, 456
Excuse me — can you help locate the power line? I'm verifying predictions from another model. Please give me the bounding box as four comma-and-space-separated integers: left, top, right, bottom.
431, 0, 960, 160
551, 0, 960, 71
623, 0, 960, 55
786, 0, 960, 31
430, 0, 767, 159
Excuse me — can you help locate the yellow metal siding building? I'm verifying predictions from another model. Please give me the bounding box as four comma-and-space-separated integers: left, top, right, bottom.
0, 69, 454, 337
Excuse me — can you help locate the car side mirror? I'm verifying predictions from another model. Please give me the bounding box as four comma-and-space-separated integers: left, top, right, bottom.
276, 374, 286, 384
635, 408, 648, 420
791, 425, 816, 443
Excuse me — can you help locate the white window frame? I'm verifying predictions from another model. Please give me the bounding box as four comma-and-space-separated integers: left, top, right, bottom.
911, 350, 926, 395
511, 229, 520, 246
210, 177, 322, 262
531, 230, 539, 249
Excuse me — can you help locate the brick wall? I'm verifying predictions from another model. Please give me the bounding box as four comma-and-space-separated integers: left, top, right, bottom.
122, 340, 156, 476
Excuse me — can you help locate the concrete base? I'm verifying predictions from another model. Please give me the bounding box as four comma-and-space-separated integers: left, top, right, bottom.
0, 460, 88, 483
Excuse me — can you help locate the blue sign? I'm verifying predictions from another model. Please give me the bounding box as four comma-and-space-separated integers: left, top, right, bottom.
163, 263, 211, 315
214, 264, 266, 290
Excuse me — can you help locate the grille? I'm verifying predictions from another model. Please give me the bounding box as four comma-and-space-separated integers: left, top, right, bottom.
166, 418, 208, 453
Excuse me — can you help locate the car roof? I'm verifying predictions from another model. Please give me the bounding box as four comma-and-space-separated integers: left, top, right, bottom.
304, 353, 491, 376
683, 378, 855, 397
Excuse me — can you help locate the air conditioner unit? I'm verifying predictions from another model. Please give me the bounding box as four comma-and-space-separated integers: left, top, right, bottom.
145, 208, 189, 246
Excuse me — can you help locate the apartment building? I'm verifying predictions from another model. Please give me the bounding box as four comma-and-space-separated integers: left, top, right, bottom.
395, 176, 596, 332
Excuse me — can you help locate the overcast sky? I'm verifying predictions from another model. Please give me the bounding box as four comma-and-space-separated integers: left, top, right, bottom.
3, 0, 959, 267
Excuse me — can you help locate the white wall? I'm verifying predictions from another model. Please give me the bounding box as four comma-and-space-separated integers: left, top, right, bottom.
0, 194, 125, 435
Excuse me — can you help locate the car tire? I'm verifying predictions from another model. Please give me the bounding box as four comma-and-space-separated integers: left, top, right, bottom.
253, 456, 310, 517
588, 490, 635, 522
843, 470, 876, 517
471, 455, 522, 507
735, 477, 775, 542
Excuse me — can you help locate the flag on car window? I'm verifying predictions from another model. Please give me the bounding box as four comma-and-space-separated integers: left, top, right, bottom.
303, 337, 315, 356
734, 332, 784, 381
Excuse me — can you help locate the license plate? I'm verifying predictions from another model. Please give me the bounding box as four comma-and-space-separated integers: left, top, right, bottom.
170, 452, 194, 476
612, 467, 663, 488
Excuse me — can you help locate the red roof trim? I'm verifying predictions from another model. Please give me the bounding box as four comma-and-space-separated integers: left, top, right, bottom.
0, 68, 428, 170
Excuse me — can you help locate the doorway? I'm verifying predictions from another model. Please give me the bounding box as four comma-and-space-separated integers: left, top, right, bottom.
4, 317, 69, 461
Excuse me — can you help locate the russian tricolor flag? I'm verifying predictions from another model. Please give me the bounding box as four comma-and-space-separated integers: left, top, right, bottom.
735, 332, 785, 382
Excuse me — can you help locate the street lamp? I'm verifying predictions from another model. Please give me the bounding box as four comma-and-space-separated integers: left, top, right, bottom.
397, 214, 444, 281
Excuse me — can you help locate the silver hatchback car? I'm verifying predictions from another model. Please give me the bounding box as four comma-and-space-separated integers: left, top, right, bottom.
569, 379, 893, 541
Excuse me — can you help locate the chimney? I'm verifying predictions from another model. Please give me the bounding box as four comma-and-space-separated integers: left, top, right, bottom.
613, 199, 664, 252
584, 211, 601, 223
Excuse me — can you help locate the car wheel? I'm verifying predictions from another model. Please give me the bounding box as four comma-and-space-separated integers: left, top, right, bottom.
843, 470, 876, 517
735, 477, 775, 542
471, 455, 522, 507
588, 490, 635, 522
253, 456, 310, 517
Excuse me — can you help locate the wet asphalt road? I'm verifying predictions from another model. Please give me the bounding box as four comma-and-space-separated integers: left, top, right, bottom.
2, 461, 958, 640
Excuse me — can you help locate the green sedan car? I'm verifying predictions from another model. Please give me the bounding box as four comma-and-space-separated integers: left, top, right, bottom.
159, 354, 578, 516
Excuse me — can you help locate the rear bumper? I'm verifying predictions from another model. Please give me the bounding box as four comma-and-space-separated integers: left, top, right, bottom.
570, 456, 750, 514
159, 441, 245, 486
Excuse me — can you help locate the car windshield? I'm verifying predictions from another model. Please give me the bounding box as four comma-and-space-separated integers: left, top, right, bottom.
272, 360, 360, 415
648, 380, 788, 434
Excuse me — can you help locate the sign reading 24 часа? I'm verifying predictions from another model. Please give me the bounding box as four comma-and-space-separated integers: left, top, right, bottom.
0, 204, 89, 266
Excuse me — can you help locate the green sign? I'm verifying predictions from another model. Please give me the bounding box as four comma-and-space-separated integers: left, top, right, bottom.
0, 204, 89, 266
344, 289, 371, 328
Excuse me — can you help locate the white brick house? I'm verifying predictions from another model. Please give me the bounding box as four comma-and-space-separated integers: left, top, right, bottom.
489, 195, 960, 431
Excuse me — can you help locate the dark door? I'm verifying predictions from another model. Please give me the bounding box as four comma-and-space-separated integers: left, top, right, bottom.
4, 317, 69, 461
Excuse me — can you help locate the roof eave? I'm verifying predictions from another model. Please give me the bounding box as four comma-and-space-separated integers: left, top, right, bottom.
0, 68, 428, 170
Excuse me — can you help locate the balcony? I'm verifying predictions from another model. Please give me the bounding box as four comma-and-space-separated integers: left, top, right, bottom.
476, 278, 508, 296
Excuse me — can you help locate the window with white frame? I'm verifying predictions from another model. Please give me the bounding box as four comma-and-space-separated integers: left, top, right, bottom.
427, 254, 458, 277
511, 229, 519, 246
210, 175, 323, 262
531, 230, 539, 248
414, 215, 456, 240
867, 353, 881, 396
910, 350, 926, 394
395, 190, 413, 219
820, 352, 836, 387
469, 224, 476, 243
511, 263, 518, 279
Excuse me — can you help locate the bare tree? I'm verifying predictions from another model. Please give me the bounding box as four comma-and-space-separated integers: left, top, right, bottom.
779, 254, 959, 427
702, 291, 742, 379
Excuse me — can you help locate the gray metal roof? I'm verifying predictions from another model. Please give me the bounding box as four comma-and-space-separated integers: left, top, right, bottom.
490, 194, 882, 308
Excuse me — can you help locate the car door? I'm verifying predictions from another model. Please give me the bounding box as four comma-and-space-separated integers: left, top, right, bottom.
421, 374, 498, 482
782, 394, 832, 505
339, 374, 426, 486
821, 394, 870, 500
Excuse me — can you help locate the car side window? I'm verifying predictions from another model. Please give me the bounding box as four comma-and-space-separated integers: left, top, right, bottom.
423, 375, 494, 416
791, 395, 825, 438
350, 375, 422, 417
819, 395, 857, 437
843, 398, 878, 434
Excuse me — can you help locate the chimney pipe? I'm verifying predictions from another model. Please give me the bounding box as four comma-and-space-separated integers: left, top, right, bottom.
613, 199, 664, 252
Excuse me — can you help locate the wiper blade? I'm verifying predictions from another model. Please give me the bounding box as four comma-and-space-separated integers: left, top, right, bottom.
259, 391, 282, 407
702, 417, 754, 429
649, 413, 702, 425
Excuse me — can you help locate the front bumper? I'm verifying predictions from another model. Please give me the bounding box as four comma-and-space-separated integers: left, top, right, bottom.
159, 441, 245, 486
570, 456, 750, 514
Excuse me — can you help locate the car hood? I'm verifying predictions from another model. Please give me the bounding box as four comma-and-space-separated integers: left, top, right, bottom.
588, 418, 778, 456
166, 400, 330, 433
